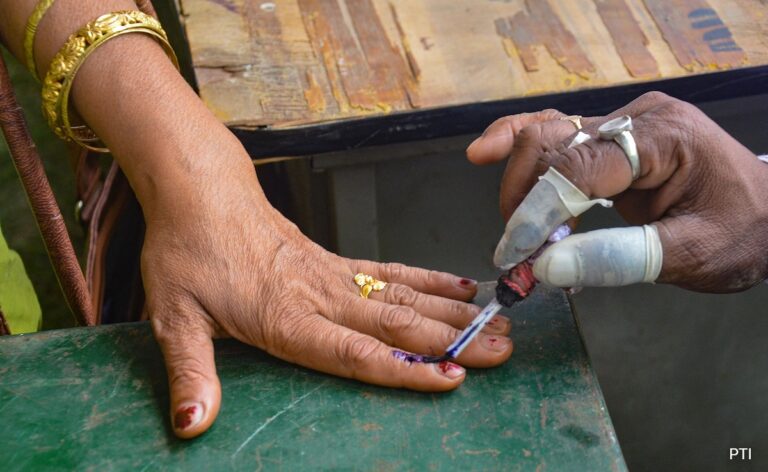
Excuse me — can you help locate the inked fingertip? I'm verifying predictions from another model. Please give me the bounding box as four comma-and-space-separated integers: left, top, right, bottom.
457, 277, 477, 289
173, 402, 204, 438
479, 334, 512, 353
435, 361, 465, 380
485, 315, 511, 335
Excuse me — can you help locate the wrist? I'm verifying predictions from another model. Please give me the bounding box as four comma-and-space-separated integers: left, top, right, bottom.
67, 34, 265, 218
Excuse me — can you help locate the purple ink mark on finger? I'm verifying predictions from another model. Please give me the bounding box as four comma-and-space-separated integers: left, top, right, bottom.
392, 350, 448, 364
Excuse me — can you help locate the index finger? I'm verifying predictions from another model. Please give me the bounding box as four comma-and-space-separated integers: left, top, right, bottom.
276, 313, 467, 391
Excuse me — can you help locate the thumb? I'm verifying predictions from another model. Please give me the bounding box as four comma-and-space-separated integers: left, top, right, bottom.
151, 313, 222, 439
466, 109, 565, 164
532, 225, 663, 287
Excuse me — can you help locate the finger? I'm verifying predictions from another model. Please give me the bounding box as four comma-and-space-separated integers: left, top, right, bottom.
497, 91, 682, 219
532, 225, 662, 287
367, 282, 511, 334
349, 260, 477, 302
276, 313, 467, 391
539, 95, 696, 201
466, 109, 566, 165
493, 166, 612, 269
499, 120, 585, 219
332, 295, 513, 368
151, 312, 221, 439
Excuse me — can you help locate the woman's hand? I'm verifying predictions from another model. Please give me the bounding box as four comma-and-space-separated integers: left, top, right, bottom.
141, 142, 513, 439
466, 92, 768, 292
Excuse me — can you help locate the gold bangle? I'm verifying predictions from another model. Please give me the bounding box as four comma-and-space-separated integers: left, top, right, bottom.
41, 10, 179, 153
24, 0, 57, 80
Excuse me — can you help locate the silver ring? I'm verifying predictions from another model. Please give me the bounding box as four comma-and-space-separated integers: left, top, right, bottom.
560, 115, 583, 130
568, 131, 591, 149
598, 115, 640, 180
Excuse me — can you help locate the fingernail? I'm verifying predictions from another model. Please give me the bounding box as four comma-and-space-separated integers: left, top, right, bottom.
436, 361, 465, 379
457, 278, 477, 288
174, 402, 203, 431
467, 137, 482, 156
485, 315, 510, 332
480, 335, 512, 352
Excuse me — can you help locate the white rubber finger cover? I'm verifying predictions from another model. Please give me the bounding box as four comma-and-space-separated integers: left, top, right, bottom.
494, 168, 612, 270
532, 225, 663, 287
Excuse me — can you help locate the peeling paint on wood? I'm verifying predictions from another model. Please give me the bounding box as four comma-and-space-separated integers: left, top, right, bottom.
497, 0, 595, 79
595, 0, 660, 78
495, 16, 539, 72
303, 70, 326, 112
643, 0, 747, 70
298, 0, 381, 111
347, 0, 416, 109
178, 0, 768, 130
388, 3, 422, 83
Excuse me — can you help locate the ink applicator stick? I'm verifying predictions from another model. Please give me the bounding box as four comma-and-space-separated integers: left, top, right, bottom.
437, 224, 573, 362
393, 164, 613, 365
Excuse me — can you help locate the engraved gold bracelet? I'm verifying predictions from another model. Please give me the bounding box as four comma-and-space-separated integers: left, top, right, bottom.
24, 0, 57, 80
41, 10, 179, 153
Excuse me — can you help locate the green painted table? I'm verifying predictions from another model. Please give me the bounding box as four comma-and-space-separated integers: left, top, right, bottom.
0, 284, 625, 471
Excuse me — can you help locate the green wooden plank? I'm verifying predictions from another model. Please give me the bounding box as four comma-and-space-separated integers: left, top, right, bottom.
0, 284, 625, 471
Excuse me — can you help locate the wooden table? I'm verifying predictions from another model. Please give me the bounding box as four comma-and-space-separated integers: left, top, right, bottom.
153, 0, 768, 258
0, 284, 625, 470
169, 0, 768, 157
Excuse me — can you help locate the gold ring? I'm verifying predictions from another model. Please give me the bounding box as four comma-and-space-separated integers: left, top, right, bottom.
354, 273, 387, 299
560, 115, 583, 130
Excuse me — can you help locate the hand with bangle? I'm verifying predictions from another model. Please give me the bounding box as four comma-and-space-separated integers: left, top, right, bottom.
0, 0, 514, 438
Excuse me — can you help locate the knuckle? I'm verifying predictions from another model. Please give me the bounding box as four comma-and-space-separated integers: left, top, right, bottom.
541, 108, 563, 119
658, 98, 699, 120
150, 317, 174, 346
267, 302, 310, 352
546, 145, 593, 194
437, 326, 462, 350
382, 262, 407, 281
380, 306, 421, 338
274, 315, 323, 362
168, 356, 211, 387
336, 333, 379, 373
388, 284, 420, 306
448, 301, 472, 321
150, 311, 190, 347
638, 91, 671, 106
516, 123, 544, 147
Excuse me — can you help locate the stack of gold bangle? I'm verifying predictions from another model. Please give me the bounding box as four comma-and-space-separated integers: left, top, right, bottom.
25, 6, 178, 153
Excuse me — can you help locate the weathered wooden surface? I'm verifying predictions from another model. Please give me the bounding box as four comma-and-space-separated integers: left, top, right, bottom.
178, 0, 768, 128
0, 284, 625, 470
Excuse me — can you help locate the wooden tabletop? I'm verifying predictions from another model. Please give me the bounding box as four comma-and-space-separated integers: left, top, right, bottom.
0, 284, 625, 470
178, 0, 768, 131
